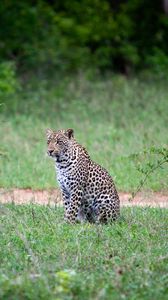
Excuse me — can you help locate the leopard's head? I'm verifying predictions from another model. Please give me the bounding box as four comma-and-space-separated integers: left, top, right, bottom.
46, 128, 74, 160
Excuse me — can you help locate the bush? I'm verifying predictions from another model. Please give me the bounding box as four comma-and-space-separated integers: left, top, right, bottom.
146, 48, 168, 75
0, 61, 21, 115
0, 61, 19, 99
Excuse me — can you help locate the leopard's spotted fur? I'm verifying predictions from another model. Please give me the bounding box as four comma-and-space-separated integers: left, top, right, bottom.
46, 128, 120, 223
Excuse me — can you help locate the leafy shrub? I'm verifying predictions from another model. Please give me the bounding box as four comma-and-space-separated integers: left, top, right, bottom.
131, 146, 168, 199
0, 61, 19, 98
146, 48, 168, 75
0, 61, 21, 115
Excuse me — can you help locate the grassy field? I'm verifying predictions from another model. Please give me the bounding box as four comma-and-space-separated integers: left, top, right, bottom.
0, 204, 167, 300
0, 75, 168, 191
0, 75, 167, 300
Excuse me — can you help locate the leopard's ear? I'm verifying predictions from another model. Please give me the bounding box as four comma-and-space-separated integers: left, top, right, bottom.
46, 128, 53, 140
65, 128, 74, 139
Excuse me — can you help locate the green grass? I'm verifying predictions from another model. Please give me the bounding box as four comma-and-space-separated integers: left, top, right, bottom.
0, 75, 168, 191
0, 205, 167, 299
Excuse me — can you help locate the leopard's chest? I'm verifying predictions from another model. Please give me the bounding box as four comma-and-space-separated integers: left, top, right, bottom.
56, 165, 76, 193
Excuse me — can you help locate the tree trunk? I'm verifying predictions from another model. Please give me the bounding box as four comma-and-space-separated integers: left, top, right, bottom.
163, 0, 168, 14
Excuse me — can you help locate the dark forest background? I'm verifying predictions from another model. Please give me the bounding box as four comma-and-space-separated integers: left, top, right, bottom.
0, 0, 168, 76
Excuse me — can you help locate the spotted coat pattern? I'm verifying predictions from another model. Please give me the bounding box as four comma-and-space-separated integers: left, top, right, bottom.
46, 128, 120, 223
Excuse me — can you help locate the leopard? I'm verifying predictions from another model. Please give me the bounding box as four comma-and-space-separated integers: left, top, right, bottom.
46, 128, 120, 224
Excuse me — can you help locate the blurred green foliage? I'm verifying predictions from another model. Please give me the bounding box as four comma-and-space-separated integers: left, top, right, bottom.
0, 0, 168, 74
0, 61, 20, 98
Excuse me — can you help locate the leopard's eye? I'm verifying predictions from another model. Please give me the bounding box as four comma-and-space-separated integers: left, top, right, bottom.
47, 139, 50, 145
57, 140, 63, 145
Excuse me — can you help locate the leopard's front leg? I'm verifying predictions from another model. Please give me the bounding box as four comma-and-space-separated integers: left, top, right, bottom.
64, 188, 83, 224
62, 190, 70, 213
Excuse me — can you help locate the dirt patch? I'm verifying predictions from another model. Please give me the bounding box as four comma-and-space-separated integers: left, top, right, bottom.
0, 188, 167, 208
0, 188, 62, 206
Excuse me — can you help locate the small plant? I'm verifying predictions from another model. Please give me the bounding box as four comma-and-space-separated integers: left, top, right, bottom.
130, 146, 168, 200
